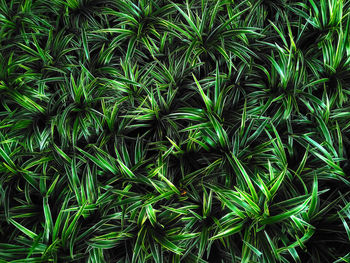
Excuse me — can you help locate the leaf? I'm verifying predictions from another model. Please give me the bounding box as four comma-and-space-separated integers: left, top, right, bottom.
308, 174, 318, 219
62, 203, 87, 244
171, 2, 201, 39
0, 146, 16, 169
117, 159, 136, 178
145, 204, 157, 227
154, 236, 184, 255
193, 73, 212, 113
243, 240, 263, 257
9, 218, 38, 239
229, 153, 258, 202
261, 197, 311, 225
81, 28, 89, 60
76, 147, 117, 174
210, 222, 244, 240
269, 167, 287, 197
43, 196, 53, 242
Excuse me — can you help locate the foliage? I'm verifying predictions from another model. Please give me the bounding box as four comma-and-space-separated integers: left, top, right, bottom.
1, 0, 350, 262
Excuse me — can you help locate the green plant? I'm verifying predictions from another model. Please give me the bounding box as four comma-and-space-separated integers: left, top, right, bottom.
1, 0, 350, 262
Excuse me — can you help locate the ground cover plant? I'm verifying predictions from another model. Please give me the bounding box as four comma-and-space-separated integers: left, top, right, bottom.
1, 0, 350, 262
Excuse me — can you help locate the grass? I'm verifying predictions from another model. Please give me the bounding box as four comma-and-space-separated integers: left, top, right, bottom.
0, 0, 350, 262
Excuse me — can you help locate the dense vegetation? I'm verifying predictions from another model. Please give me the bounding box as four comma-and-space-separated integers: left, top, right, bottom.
1, 0, 350, 262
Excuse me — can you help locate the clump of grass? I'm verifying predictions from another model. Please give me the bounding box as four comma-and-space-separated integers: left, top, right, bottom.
1, 0, 350, 262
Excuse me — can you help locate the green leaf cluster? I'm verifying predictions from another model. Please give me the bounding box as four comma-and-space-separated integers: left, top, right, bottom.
1, 0, 350, 262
